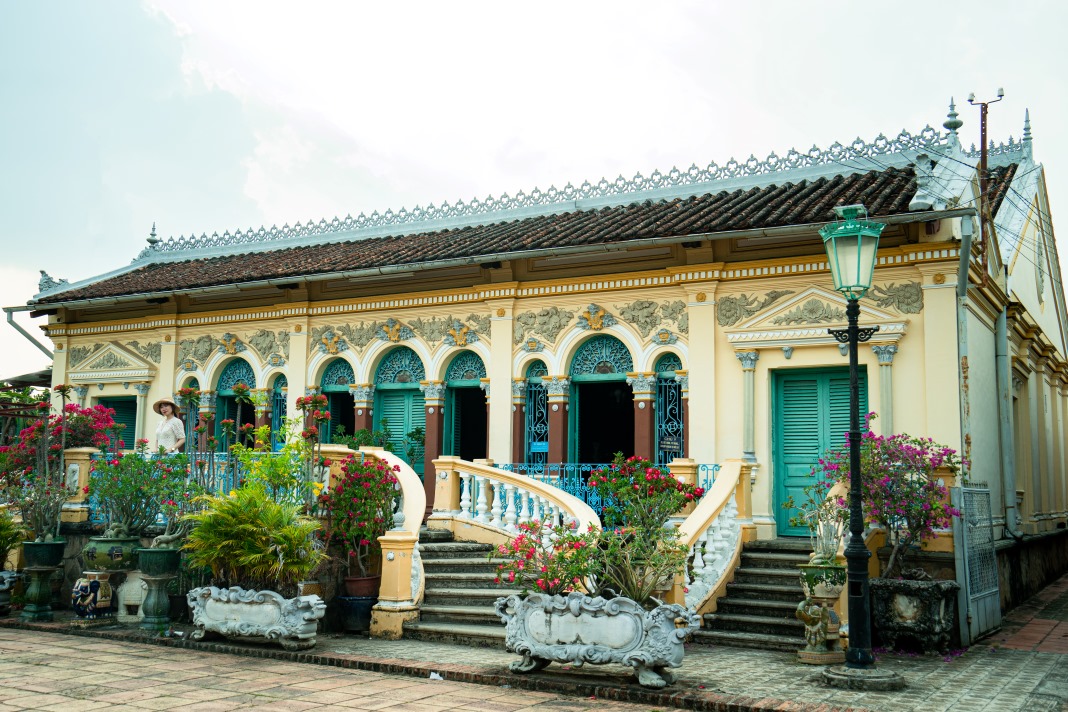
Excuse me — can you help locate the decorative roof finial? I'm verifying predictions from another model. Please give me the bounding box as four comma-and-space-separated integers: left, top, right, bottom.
1023, 109, 1032, 160
147, 222, 159, 246
943, 97, 963, 134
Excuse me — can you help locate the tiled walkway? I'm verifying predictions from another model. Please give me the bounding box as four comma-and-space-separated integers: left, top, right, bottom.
1, 572, 1067, 711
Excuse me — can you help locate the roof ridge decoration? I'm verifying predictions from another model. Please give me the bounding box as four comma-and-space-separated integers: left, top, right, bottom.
133, 125, 961, 262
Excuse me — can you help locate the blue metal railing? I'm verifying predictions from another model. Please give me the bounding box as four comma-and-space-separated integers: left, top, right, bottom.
497, 462, 611, 514
698, 463, 721, 493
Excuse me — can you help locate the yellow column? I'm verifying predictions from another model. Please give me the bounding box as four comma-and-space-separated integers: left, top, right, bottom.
486, 301, 515, 464
920, 272, 963, 451
287, 319, 310, 425
684, 285, 718, 463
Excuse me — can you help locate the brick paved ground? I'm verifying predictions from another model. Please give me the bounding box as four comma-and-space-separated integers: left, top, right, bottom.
1, 572, 1066, 711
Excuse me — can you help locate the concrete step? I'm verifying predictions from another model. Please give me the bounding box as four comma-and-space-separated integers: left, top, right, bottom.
743, 538, 813, 553
419, 528, 454, 544
424, 572, 510, 589
716, 598, 800, 619
725, 582, 805, 603
739, 551, 811, 569
731, 567, 804, 587
421, 557, 508, 574
422, 587, 521, 607
402, 621, 506, 648
419, 604, 502, 626
419, 542, 495, 559
691, 629, 802, 653
703, 611, 805, 636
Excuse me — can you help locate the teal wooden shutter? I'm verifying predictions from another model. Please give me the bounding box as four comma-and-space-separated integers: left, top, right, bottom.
377, 392, 409, 455
409, 392, 426, 476
827, 373, 867, 454
98, 397, 137, 447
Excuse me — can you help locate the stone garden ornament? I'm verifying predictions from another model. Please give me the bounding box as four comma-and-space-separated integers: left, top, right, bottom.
187, 586, 326, 651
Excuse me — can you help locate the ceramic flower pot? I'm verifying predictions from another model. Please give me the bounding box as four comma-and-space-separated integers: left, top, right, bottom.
22, 540, 66, 568
136, 548, 181, 577
81, 536, 140, 571
71, 571, 116, 618
343, 575, 380, 597
495, 591, 701, 689
798, 562, 846, 599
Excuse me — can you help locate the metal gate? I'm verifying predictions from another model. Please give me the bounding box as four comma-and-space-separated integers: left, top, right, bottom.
655, 376, 684, 464
951, 486, 1002, 645
525, 376, 548, 466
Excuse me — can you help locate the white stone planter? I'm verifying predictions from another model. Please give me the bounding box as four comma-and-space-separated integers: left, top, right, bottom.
187, 586, 326, 651
494, 591, 700, 688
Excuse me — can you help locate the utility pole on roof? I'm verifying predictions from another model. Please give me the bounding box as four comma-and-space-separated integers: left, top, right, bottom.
968, 88, 1004, 288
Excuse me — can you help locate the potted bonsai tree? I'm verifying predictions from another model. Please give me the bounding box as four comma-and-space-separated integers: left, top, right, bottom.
494, 454, 703, 689
824, 414, 964, 652
182, 483, 327, 649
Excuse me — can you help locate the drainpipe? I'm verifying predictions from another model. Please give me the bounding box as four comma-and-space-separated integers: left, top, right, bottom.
996, 280, 1023, 539
956, 218, 972, 478
3, 305, 53, 359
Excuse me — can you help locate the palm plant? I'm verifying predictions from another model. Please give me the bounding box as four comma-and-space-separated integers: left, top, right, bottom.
182, 484, 324, 590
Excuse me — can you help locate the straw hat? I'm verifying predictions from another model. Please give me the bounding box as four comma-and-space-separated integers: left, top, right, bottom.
152, 398, 182, 416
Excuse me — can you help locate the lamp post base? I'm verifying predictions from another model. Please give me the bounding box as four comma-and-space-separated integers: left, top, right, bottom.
822, 665, 906, 691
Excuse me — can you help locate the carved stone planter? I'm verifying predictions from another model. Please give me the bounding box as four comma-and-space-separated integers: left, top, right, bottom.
495, 591, 700, 689
869, 577, 960, 653
187, 586, 326, 650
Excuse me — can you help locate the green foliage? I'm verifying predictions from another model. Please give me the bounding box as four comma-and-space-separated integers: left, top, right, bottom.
781, 480, 847, 564
0, 508, 25, 570
89, 439, 186, 538
230, 423, 307, 504
183, 483, 325, 590
492, 520, 599, 595
587, 453, 704, 530
332, 418, 394, 451
594, 526, 688, 606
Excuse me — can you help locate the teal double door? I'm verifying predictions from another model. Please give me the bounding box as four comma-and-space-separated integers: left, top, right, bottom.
375, 386, 425, 477
773, 367, 867, 537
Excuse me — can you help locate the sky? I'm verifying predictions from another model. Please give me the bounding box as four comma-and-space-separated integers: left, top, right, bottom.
1, 0, 1065, 380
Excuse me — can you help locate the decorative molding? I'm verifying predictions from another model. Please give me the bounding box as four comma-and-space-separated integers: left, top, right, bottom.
577, 303, 616, 331
782, 346, 794, 360
68, 344, 103, 367
771, 298, 846, 325
674, 372, 688, 391
268, 353, 286, 367
349, 383, 374, 402
570, 335, 634, 377
838, 344, 849, 357
444, 319, 478, 347
73, 385, 89, 400
133, 383, 151, 396
511, 379, 527, 398
125, 340, 162, 364
626, 373, 657, 393
513, 307, 574, 345
337, 322, 379, 350
38, 270, 69, 292
321, 359, 355, 388
377, 318, 414, 343
661, 300, 688, 334
90, 352, 133, 370
869, 282, 924, 314
136, 126, 952, 263
735, 351, 759, 370
408, 314, 489, 347
521, 338, 543, 353
717, 290, 793, 326
178, 335, 218, 365
419, 381, 447, 400
311, 326, 348, 355
248, 329, 290, 360
617, 300, 662, 338
218, 333, 246, 355
446, 351, 487, 381
181, 359, 197, 372
872, 344, 899, 365
653, 329, 678, 345
375, 347, 426, 384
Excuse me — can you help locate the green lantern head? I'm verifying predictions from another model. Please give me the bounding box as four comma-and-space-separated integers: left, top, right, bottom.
819, 204, 886, 300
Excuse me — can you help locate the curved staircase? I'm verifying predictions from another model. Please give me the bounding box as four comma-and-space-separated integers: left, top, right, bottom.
402, 529, 515, 647
692, 538, 811, 652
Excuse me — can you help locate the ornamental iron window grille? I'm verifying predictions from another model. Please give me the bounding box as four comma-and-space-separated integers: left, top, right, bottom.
655, 353, 683, 375
375, 347, 426, 384
321, 359, 355, 391
445, 351, 487, 382
271, 375, 288, 451
655, 377, 684, 464
569, 335, 633, 378
525, 360, 549, 466
216, 359, 256, 393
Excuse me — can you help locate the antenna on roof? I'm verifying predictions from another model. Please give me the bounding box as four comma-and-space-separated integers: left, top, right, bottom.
967, 89, 1005, 288
147, 222, 159, 247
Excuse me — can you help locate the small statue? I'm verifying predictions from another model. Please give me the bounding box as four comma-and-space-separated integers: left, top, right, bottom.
796, 597, 830, 652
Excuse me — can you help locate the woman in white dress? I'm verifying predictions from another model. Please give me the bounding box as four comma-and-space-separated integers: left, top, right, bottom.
153, 398, 186, 455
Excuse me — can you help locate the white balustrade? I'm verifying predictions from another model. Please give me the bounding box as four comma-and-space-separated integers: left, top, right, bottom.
684, 493, 740, 609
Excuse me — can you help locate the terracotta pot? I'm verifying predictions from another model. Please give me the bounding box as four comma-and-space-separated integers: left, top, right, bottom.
343, 575, 381, 597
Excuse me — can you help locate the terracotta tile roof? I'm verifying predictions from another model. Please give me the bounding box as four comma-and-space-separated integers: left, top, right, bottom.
39, 164, 1016, 304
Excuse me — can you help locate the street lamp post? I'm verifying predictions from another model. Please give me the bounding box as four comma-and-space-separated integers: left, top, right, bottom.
819, 205, 903, 690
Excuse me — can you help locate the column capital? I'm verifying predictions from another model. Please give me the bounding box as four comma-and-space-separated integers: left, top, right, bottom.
546, 376, 570, 401
419, 380, 446, 403
133, 383, 151, 396
872, 343, 899, 365
73, 385, 89, 400
511, 378, 527, 403
349, 383, 374, 404
625, 372, 657, 397
735, 350, 759, 371
673, 370, 689, 395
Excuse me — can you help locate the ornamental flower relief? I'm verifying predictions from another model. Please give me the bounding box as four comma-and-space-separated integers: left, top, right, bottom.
310, 325, 348, 355
616, 299, 689, 338
248, 329, 291, 360
771, 299, 846, 325
577, 304, 617, 331
218, 333, 246, 355
125, 340, 162, 364
513, 306, 574, 345
178, 335, 217, 365
377, 318, 415, 343
716, 290, 794, 327
869, 282, 924, 314
68, 343, 103, 368
337, 322, 379, 349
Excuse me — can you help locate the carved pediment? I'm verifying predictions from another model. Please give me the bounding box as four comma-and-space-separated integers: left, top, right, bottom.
69, 342, 156, 382
724, 287, 906, 348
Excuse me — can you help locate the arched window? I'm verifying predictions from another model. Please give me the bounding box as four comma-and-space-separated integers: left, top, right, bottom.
569, 335, 634, 377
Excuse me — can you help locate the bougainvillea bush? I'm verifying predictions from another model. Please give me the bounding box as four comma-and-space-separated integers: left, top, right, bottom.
318, 454, 398, 578
814, 414, 963, 577
587, 454, 704, 530
88, 438, 188, 538
492, 520, 600, 595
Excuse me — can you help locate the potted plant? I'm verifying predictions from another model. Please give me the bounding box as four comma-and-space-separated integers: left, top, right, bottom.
781, 479, 847, 663
0, 387, 114, 621
0, 508, 24, 616
821, 414, 964, 652
494, 454, 702, 689
182, 483, 327, 649
318, 455, 398, 596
